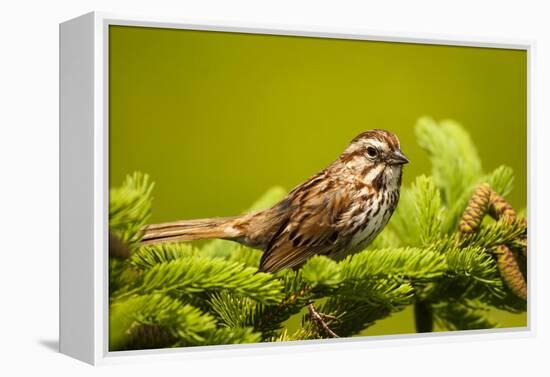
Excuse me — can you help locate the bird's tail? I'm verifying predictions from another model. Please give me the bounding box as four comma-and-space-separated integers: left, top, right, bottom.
140, 216, 243, 246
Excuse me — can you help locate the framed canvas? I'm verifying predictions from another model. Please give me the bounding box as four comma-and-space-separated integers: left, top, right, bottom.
59, 11, 533, 365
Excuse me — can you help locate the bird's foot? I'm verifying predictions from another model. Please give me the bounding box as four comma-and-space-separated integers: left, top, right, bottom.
307, 302, 339, 338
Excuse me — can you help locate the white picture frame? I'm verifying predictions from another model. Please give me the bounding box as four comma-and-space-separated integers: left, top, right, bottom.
59, 11, 534, 365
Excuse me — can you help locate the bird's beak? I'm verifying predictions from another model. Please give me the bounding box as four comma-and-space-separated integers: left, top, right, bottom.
388, 149, 409, 165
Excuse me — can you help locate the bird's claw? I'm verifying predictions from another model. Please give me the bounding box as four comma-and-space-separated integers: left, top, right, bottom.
307, 303, 339, 338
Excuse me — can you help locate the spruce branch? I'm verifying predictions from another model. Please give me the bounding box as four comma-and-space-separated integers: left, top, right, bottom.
130, 243, 200, 270
189, 327, 262, 346
391, 175, 443, 246
109, 293, 216, 350
339, 247, 447, 282
416, 117, 482, 211
115, 256, 285, 304
108, 117, 527, 347
313, 297, 394, 338
458, 218, 526, 251
109, 172, 154, 252
209, 271, 311, 340
433, 300, 497, 331
301, 256, 342, 288
483, 165, 515, 198
445, 246, 502, 286
209, 291, 258, 329
125, 325, 177, 351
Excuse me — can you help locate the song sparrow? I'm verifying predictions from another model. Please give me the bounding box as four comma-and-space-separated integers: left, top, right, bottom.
142, 129, 409, 273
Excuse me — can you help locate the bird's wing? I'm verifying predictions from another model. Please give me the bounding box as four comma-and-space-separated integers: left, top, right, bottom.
258, 174, 352, 273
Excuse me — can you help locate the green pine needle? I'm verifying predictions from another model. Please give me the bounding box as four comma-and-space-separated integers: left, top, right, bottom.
109, 172, 154, 248
433, 300, 498, 331
108, 117, 526, 347
117, 256, 285, 305
301, 256, 342, 288
109, 293, 216, 350
391, 175, 443, 246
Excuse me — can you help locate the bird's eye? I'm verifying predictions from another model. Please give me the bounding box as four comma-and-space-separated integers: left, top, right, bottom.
366, 146, 378, 158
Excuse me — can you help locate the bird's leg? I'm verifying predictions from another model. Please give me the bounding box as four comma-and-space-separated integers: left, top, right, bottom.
307, 301, 339, 338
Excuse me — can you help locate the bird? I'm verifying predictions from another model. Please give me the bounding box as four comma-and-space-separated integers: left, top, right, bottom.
141, 129, 409, 274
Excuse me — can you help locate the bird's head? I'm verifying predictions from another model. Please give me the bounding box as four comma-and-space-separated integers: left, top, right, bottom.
340, 129, 409, 186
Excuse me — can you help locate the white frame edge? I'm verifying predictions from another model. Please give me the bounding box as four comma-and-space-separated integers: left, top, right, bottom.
59, 12, 96, 364
59, 11, 535, 365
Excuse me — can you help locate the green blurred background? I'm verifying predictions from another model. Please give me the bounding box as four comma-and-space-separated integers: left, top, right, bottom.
109, 25, 527, 335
